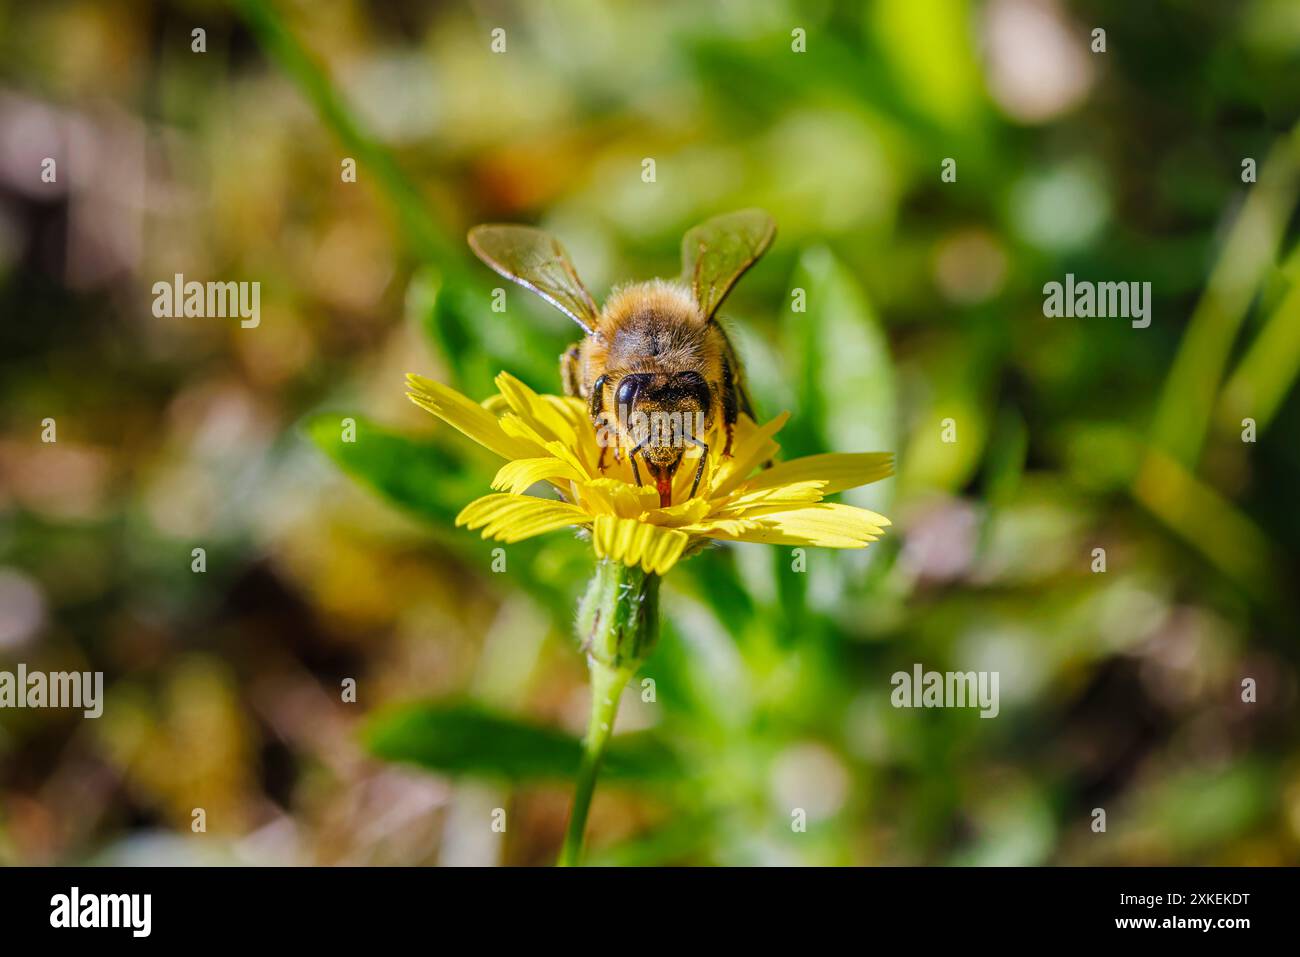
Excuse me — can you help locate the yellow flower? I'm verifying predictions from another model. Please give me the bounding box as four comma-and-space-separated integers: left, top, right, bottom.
406, 371, 892, 575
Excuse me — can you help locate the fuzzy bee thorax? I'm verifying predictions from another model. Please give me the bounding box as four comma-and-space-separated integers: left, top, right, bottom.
586, 280, 718, 380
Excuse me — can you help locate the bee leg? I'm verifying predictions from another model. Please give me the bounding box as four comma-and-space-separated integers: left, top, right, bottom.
588, 374, 608, 422
561, 344, 584, 398
628, 435, 652, 488
684, 435, 709, 498
720, 357, 740, 457
588, 373, 612, 473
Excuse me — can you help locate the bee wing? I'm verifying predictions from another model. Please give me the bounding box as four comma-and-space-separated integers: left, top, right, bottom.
680, 209, 776, 321
468, 225, 600, 335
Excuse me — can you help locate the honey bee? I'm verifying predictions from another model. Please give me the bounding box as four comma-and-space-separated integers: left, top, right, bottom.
468, 209, 775, 508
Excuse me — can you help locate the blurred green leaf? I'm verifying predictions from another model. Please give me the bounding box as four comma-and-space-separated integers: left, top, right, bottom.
686, 24, 971, 166
1131, 444, 1281, 604
305, 413, 474, 526
775, 247, 898, 633
785, 246, 897, 465
1133, 761, 1275, 854
365, 701, 680, 781
1219, 244, 1300, 431
868, 0, 986, 137
413, 270, 565, 398
898, 342, 994, 494
586, 811, 715, 866
1149, 123, 1300, 467
982, 406, 1028, 507
233, 0, 457, 265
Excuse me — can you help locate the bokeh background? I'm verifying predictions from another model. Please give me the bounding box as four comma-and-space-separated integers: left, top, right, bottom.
2, 0, 1299, 866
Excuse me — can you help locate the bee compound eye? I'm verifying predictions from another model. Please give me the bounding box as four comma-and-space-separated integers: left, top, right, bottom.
614, 375, 642, 411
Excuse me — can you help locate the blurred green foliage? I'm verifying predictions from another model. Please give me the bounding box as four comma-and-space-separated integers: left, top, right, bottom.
366, 701, 679, 782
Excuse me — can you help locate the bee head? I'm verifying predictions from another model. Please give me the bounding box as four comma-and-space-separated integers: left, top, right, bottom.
614, 371, 711, 506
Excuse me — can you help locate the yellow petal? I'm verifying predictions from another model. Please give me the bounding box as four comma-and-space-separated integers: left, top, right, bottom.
739, 452, 893, 496
710, 503, 890, 548
490, 457, 584, 495
545, 395, 592, 434
495, 372, 580, 448
644, 496, 713, 527
762, 503, 890, 545
407, 374, 539, 460
550, 395, 611, 469
714, 479, 827, 516
456, 493, 589, 543
576, 477, 659, 517
677, 516, 760, 538
710, 412, 789, 497
499, 414, 589, 475
591, 515, 689, 575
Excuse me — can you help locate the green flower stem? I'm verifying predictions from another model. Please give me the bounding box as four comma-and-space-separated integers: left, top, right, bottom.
557, 660, 631, 867
558, 559, 660, 867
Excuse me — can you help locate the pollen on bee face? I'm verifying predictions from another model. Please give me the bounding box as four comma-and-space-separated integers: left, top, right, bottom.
609, 406, 707, 452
